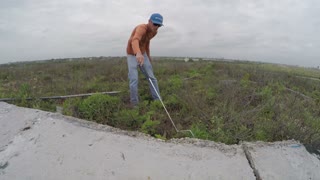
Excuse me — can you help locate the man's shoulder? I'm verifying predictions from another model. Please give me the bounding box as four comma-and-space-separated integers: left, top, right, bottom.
135, 24, 148, 31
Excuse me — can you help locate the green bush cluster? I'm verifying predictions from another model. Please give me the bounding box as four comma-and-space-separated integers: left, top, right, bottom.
77, 94, 120, 125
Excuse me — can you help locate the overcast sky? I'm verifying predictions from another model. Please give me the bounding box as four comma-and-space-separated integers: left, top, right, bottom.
0, 0, 319, 67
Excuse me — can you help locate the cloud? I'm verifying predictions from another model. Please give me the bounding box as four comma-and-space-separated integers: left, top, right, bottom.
0, 0, 319, 67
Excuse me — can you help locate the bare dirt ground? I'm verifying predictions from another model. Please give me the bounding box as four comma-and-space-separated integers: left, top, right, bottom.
0, 102, 319, 180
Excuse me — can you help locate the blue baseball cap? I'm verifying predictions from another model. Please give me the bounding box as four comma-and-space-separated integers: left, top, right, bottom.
150, 13, 164, 26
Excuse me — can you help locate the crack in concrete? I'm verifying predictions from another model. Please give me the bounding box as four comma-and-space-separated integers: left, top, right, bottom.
0, 161, 9, 170
241, 143, 262, 180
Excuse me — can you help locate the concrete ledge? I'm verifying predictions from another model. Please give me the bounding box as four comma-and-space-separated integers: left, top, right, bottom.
243, 141, 320, 180
0, 102, 319, 179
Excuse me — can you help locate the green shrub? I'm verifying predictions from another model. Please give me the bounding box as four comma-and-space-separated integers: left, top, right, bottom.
114, 108, 145, 129
168, 75, 183, 90
0, 86, 4, 98
15, 83, 32, 107
311, 90, 320, 106
188, 69, 201, 78
191, 122, 210, 140
149, 100, 163, 110
254, 129, 268, 141
163, 95, 184, 111
141, 118, 160, 135
78, 94, 120, 125
62, 98, 82, 116
155, 134, 166, 140
31, 99, 56, 112
209, 115, 236, 144
259, 86, 273, 101
240, 73, 250, 88
206, 88, 217, 104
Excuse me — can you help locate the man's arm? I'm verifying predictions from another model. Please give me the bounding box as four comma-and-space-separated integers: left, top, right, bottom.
131, 26, 146, 65
131, 26, 146, 55
146, 40, 151, 62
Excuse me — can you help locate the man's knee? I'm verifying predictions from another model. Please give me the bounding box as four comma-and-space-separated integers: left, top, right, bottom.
129, 77, 138, 86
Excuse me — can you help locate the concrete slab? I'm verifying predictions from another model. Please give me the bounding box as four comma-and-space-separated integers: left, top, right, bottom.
0, 102, 319, 180
243, 141, 320, 180
0, 102, 254, 180
0, 103, 42, 151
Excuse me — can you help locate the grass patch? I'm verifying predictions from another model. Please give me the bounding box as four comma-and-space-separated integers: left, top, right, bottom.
1, 57, 320, 153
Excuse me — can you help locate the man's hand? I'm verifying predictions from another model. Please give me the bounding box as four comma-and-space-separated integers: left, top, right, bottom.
136, 52, 144, 66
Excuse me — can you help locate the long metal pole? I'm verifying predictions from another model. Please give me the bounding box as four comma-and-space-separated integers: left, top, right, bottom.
140, 65, 195, 137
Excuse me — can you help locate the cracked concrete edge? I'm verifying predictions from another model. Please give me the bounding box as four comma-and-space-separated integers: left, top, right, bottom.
5, 102, 319, 179
1, 102, 241, 157
241, 142, 262, 180
240, 140, 320, 179
49, 112, 241, 155
0, 102, 249, 156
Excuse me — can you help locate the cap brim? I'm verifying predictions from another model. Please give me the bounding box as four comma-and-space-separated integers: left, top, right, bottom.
151, 20, 163, 26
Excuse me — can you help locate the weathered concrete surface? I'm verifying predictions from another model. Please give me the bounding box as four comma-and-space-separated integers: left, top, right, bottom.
243, 141, 320, 180
0, 102, 319, 180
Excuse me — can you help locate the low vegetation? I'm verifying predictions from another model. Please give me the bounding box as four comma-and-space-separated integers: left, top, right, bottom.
1, 57, 319, 153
